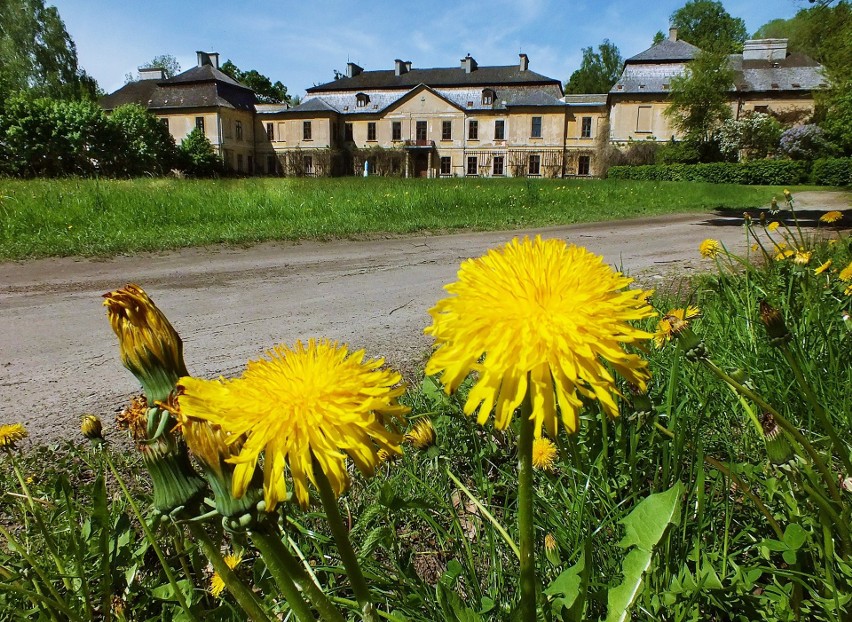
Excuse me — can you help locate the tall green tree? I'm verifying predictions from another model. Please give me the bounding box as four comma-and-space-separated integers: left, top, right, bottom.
565, 40, 623, 94
108, 104, 178, 176
0, 0, 98, 101
664, 49, 734, 158
220, 60, 290, 104
670, 0, 748, 52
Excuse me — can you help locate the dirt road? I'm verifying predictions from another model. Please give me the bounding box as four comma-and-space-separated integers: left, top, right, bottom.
1, 191, 848, 444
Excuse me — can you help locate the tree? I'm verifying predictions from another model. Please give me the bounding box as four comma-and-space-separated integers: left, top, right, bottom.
715, 112, 782, 161
664, 49, 734, 159
670, 0, 748, 52
220, 60, 290, 104
565, 40, 623, 94
108, 104, 178, 176
178, 128, 221, 176
0, 0, 98, 102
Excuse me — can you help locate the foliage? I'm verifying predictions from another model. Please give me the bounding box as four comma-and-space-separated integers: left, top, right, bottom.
716, 112, 782, 161
0, 0, 98, 102
108, 104, 178, 176
145, 54, 181, 79
822, 78, 852, 155
664, 49, 734, 158
565, 39, 623, 95
779, 124, 838, 160
608, 160, 809, 184
811, 157, 852, 185
669, 0, 748, 52
656, 140, 702, 164
177, 128, 221, 177
220, 59, 290, 104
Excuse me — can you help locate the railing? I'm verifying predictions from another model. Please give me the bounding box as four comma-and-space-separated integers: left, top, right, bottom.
403, 139, 434, 148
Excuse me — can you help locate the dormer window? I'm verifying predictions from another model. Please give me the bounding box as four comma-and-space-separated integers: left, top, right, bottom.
356, 92, 370, 107
481, 89, 495, 105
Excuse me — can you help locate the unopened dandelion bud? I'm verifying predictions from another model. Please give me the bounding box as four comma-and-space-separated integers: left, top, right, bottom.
81, 414, 104, 442
759, 300, 791, 346
729, 369, 748, 384
544, 533, 560, 566
761, 210, 768, 224
404, 418, 436, 449
761, 412, 794, 465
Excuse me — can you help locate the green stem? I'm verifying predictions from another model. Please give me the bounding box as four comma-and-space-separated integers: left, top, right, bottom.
779, 344, 852, 476
517, 387, 537, 621
185, 522, 274, 622
801, 483, 851, 558
314, 466, 378, 622
249, 527, 328, 622
102, 452, 201, 622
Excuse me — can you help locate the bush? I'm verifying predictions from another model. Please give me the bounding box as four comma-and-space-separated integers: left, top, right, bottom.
716, 112, 782, 161
656, 140, 702, 164
811, 157, 852, 186
780, 124, 838, 161
178, 128, 221, 177
608, 160, 807, 184
108, 104, 177, 176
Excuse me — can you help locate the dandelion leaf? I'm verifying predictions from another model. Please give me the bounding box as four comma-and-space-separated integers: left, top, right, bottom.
544, 540, 591, 621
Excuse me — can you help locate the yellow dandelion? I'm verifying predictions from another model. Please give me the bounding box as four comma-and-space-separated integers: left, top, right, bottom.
783, 189, 792, 200
654, 306, 701, 348
814, 259, 832, 275
532, 437, 558, 471
404, 418, 436, 449
820, 211, 843, 224
793, 250, 812, 265
210, 553, 242, 598
750, 243, 760, 252
81, 415, 104, 441
767, 221, 780, 232
775, 249, 795, 261
845, 284, 852, 296
177, 339, 408, 510
424, 236, 655, 437
840, 261, 852, 282
699, 239, 722, 259
0, 423, 28, 450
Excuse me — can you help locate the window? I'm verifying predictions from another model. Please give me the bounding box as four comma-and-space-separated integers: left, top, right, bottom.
195, 116, 205, 133
581, 116, 592, 138
235, 120, 243, 141
392, 121, 402, 141
267, 154, 277, 174
442, 120, 452, 141
160, 118, 169, 130
440, 156, 452, 176
356, 92, 370, 107
578, 155, 591, 176
481, 89, 494, 105
636, 106, 652, 133
416, 121, 427, 141
303, 121, 312, 140
367, 122, 377, 141
493, 155, 504, 176
345, 123, 353, 142
494, 119, 505, 140
303, 155, 314, 175
528, 154, 541, 176
754, 105, 769, 114
266, 122, 274, 140
468, 120, 478, 140
467, 156, 478, 176
531, 116, 542, 138
237, 153, 244, 171
247, 155, 253, 173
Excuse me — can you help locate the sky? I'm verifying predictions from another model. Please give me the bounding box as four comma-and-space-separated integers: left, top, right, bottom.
52, 0, 809, 97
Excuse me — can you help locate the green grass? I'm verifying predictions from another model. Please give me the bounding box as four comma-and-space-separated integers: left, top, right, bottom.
0, 177, 815, 259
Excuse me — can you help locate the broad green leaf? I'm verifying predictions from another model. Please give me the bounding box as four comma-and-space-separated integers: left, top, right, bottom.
782, 524, 807, 550
544, 539, 591, 621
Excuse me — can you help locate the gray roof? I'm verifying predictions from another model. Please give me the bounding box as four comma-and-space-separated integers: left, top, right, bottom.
100, 80, 161, 110
166, 64, 251, 90
610, 63, 688, 94
562, 94, 608, 106
307, 65, 561, 93
626, 39, 701, 63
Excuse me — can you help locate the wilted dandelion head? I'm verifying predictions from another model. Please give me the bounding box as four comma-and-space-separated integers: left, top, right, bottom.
699, 239, 722, 259
210, 553, 243, 598
544, 533, 557, 553
814, 259, 832, 275
116, 395, 149, 443
0, 423, 28, 450
177, 339, 408, 510
532, 437, 558, 471
820, 211, 842, 224
654, 306, 700, 348
404, 418, 436, 449
425, 236, 655, 437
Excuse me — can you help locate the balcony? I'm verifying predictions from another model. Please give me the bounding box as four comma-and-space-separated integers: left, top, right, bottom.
404, 139, 435, 149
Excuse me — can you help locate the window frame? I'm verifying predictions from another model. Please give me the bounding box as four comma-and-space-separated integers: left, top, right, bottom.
416, 121, 427, 141
466, 155, 478, 176
392, 121, 402, 141
235, 120, 243, 141
580, 116, 592, 139
266, 122, 274, 141
494, 119, 505, 140
195, 116, 205, 133
303, 154, 314, 175
442, 120, 452, 141
493, 155, 505, 176
303, 121, 312, 141
528, 154, 541, 176
367, 121, 377, 141
531, 116, 542, 138
440, 156, 452, 176
468, 119, 478, 140
636, 106, 652, 133
578, 155, 591, 176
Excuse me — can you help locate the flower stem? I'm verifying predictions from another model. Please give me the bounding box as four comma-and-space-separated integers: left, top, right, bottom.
314, 466, 378, 622
248, 529, 317, 622
517, 387, 537, 621
185, 522, 274, 622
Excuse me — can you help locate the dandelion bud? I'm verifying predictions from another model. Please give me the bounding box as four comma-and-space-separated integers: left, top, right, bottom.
783, 189, 792, 201
760, 210, 768, 224
81, 415, 104, 442
761, 412, 793, 465
404, 418, 436, 450
758, 300, 791, 346
729, 369, 749, 384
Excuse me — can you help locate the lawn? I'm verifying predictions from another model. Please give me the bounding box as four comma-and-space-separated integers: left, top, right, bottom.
0, 176, 817, 259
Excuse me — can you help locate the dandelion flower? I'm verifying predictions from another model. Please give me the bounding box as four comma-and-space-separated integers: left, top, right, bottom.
845, 284, 852, 297
177, 339, 408, 510
424, 236, 655, 437
783, 189, 792, 201
814, 259, 832, 275
793, 250, 812, 265
654, 306, 700, 348
840, 261, 852, 282
699, 239, 722, 259
750, 243, 760, 252
0, 423, 28, 450
774, 248, 795, 261
820, 211, 842, 224
81, 415, 103, 441
532, 437, 558, 471
767, 221, 780, 232
210, 553, 242, 598
404, 418, 436, 449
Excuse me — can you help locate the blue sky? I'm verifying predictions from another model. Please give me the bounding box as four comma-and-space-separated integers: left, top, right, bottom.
53, 0, 807, 96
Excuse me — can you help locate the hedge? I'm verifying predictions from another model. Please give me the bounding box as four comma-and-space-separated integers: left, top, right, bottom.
811, 158, 852, 186
607, 161, 808, 185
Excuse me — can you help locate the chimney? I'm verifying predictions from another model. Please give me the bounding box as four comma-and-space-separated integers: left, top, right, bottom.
209, 52, 219, 69
743, 39, 789, 62
669, 28, 678, 42
138, 67, 166, 80
346, 62, 363, 78
460, 54, 478, 74
394, 59, 408, 76
405, 61, 412, 72
196, 51, 219, 68
519, 53, 529, 71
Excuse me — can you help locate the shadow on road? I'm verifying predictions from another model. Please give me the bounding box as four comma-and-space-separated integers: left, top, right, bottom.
701, 208, 849, 228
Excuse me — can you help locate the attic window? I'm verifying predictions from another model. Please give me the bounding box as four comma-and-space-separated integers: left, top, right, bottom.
771, 83, 780, 89
373, 104, 378, 109
343, 106, 349, 111
356, 92, 370, 107
467, 101, 473, 108
638, 84, 646, 89
792, 83, 801, 88
616, 84, 623, 90
662, 83, 669, 89
481, 89, 495, 105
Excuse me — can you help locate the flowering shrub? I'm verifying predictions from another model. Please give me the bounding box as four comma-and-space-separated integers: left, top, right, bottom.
779, 124, 837, 161
716, 112, 782, 161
